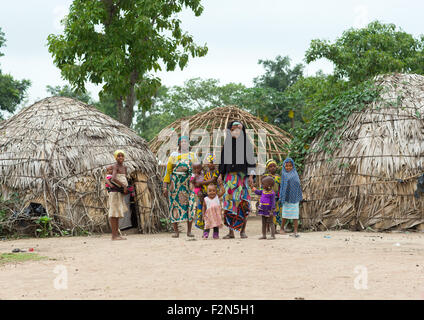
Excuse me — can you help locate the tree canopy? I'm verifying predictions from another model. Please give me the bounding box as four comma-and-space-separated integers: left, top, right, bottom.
0, 27, 31, 118
306, 21, 424, 84
47, 0, 208, 127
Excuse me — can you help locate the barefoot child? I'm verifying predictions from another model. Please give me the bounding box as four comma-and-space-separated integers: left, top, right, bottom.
202, 177, 225, 239
279, 158, 303, 237
263, 159, 282, 231
108, 150, 129, 241
250, 176, 276, 239
194, 155, 219, 230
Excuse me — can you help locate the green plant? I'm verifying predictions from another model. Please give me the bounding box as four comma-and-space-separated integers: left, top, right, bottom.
35, 215, 53, 238
288, 80, 383, 173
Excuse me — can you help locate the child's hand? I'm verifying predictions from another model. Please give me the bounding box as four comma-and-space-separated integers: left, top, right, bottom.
217, 175, 223, 185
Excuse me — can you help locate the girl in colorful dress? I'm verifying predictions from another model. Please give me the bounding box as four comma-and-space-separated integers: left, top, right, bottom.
250, 176, 276, 239
263, 159, 282, 231
201, 177, 225, 239
194, 154, 220, 230
162, 136, 198, 238
279, 158, 303, 237
219, 120, 256, 239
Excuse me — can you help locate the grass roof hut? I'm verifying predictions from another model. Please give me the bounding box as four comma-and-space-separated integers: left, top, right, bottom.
0, 97, 168, 235
149, 105, 292, 170
301, 73, 424, 231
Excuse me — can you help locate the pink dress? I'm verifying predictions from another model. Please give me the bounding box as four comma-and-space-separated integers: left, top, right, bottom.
203, 195, 223, 229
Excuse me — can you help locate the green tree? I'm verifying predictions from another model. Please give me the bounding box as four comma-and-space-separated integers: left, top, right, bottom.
135, 78, 247, 141
284, 72, 348, 124
47, 0, 208, 127
46, 84, 92, 104
0, 27, 31, 118
254, 55, 304, 92
306, 21, 424, 84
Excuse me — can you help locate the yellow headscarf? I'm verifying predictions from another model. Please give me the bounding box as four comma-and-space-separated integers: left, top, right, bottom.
266, 159, 277, 168
114, 150, 125, 160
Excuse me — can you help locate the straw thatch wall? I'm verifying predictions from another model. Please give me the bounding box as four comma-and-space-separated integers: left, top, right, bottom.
149, 105, 292, 171
0, 97, 168, 234
301, 73, 424, 231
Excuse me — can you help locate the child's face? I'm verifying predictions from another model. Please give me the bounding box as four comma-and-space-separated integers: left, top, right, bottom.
263, 179, 274, 191
285, 161, 293, 172
116, 153, 124, 164
207, 185, 217, 198
106, 166, 113, 174
193, 164, 202, 174
268, 163, 277, 174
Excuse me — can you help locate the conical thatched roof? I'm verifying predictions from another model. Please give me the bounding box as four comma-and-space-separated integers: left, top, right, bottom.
301, 74, 424, 231
0, 97, 168, 234
149, 106, 292, 168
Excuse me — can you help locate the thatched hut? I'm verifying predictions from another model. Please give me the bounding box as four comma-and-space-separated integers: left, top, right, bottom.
149, 105, 292, 172
301, 73, 424, 231
0, 97, 168, 234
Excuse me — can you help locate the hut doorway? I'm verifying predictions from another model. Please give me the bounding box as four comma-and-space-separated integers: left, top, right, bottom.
118, 193, 139, 231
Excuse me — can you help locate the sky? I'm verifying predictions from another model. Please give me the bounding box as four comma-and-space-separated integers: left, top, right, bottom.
0, 0, 423, 108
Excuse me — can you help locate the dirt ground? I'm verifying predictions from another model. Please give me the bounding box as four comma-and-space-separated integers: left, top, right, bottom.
0, 216, 423, 300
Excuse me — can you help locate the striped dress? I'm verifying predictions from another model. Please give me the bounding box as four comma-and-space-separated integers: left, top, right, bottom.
281, 201, 299, 219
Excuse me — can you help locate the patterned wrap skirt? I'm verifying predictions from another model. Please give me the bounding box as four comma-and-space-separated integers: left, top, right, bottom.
169, 171, 196, 223
222, 172, 251, 231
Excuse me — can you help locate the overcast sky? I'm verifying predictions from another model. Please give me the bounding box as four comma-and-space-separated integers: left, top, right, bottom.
1, 0, 423, 107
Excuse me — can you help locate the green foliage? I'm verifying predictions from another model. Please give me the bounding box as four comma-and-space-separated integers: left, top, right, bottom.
288, 80, 382, 173
135, 78, 247, 141
47, 0, 208, 126
35, 215, 53, 238
46, 84, 93, 104
284, 72, 349, 124
306, 21, 424, 84
254, 55, 304, 91
0, 27, 31, 117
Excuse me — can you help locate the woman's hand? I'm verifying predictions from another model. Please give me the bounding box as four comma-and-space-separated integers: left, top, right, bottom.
163, 186, 168, 198
123, 186, 129, 194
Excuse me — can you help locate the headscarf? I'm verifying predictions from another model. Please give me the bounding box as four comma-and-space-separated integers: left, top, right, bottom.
178, 135, 189, 144
206, 153, 215, 163
114, 150, 125, 160
279, 158, 302, 203
219, 120, 256, 175
266, 159, 277, 169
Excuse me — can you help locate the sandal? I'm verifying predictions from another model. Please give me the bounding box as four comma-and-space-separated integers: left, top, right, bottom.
187, 233, 195, 237
223, 234, 235, 239
172, 233, 179, 238
240, 233, 248, 239
202, 231, 209, 239
258, 236, 267, 240
213, 232, 219, 239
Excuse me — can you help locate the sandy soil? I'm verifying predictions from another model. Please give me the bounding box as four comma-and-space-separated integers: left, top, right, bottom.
0, 216, 423, 300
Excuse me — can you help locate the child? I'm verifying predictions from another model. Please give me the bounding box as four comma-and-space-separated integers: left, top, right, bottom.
190, 163, 205, 200
279, 158, 303, 237
194, 155, 219, 231
202, 154, 220, 191
263, 159, 282, 231
106, 165, 135, 196
202, 178, 225, 239
108, 150, 129, 241
250, 176, 276, 240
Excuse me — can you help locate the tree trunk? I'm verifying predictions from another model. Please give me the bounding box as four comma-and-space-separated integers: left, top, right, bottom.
116, 71, 138, 127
